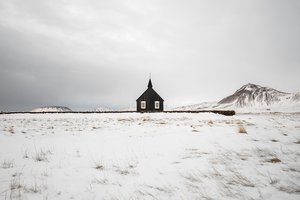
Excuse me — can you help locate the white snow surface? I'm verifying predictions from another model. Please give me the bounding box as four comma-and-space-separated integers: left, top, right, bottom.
0, 113, 299, 200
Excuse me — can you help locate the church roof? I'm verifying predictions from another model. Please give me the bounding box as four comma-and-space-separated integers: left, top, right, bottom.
136, 79, 164, 101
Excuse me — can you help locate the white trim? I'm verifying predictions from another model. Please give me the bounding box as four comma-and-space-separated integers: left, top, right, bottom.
155, 101, 160, 109
141, 101, 146, 109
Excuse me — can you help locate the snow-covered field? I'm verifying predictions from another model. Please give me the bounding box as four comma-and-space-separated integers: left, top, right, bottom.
0, 113, 299, 200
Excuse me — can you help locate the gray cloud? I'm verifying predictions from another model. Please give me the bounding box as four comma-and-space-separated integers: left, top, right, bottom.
0, 0, 299, 111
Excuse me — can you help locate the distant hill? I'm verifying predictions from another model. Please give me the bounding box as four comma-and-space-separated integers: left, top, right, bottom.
175, 83, 300, 113
219, 83, 293, 106
218, 83, 300, 111
95, 107, 113, 112
30, 106, 72, 112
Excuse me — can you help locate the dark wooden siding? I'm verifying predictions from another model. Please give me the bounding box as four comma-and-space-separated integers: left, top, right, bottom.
136, 88, 164, 112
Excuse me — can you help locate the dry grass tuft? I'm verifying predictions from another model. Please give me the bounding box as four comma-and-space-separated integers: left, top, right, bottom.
94, 162, 104, 170
268, 173, 280, 185
6, 126, 15, 134
91, 177, 108, 185
208, 120, 213, 124
95, 165, 104, 170
23, 150, 29, 159
33, 148, 52, 162
34, 151, 47, 162
1, 160, 14, 169
278, 182, 300, 194
238, 126, 247, 134
25, 180, 41, 194
267, 158, 281, 163
10, 176, 22, 190
207, 120, 214, 126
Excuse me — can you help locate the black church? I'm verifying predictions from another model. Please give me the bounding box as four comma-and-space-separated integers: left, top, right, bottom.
136, 79, 164, 112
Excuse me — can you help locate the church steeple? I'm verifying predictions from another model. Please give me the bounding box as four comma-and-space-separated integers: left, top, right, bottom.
136, 75, 164, 112
148, 79, 153, 88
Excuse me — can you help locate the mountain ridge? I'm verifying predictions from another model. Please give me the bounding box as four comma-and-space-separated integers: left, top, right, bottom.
218, 83, 290, 107
175, 83, 300, 112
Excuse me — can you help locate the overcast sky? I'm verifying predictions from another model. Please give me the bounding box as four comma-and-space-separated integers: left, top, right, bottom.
0, 0, 299, 111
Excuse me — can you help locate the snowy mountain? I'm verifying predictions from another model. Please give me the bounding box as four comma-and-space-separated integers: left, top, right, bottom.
175, 83, 300, 112
218, 83, 300, 112
30, 106, 72, 112
219, 83, 288, 107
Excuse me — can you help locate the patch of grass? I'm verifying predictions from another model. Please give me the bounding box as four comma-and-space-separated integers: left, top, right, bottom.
25, 180, 41, 194
181, 170, 204, 184
268, 173, 280, 185
118, 118, 134, 122
95, 164, 104, 170
94, 161, 104, 170
226, 170, 255, 188
207, 120, 213, 126
237, 126, 247, 134
34, 151, 48, 162
267, 158, 281, 163
9, 174, 23, 199
278, 182, 300, 194
116, 169, 130, 175
255, 148, 276, 158
41, 170, 49, 177
158, 121, 167, 125
142, 117, 150, 122
32, 148, 52, 162
23, 150, 29, 159
1, 160, 14, 169
10, 176, 22, 190
112, 162, 137, 176
6, 126, 15, 134
91, 177, 108, 185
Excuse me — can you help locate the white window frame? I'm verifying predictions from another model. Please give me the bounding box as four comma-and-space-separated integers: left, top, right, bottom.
141, 101, 146, 109
155, 101, 160, 109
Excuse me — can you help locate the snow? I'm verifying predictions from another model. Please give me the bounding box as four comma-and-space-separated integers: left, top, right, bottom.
0, 113, 299, 200
237, 83, 261, 92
